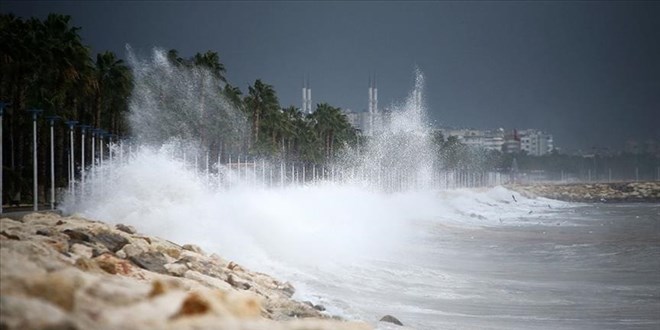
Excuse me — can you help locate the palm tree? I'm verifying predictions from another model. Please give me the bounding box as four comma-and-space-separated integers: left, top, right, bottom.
245, 79, 279, 150
94, 51, 131, 130
193, 51, 226, 82
167, 49, 186, 67
223, 84, 243, 110
311, 103, 353, 160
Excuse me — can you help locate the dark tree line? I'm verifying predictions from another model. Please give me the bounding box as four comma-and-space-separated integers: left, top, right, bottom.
1, 13, 358, 204
1, 14, 132, 203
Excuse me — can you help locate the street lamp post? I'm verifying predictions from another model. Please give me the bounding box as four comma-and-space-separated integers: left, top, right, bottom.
28, 109, 43, 211
0, 101, 10, 214
65, 120, 78, 196
91, 128, 97, 174
99, 131, 106, 167
45, 116, 60, 209
79, 125, 91, 189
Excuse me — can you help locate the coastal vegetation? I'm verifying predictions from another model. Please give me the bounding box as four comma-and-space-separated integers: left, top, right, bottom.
0, 13, 356, 203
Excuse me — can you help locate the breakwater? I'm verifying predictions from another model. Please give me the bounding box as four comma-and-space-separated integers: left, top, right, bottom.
509, 181, 660, 203
0, 213, 374, 330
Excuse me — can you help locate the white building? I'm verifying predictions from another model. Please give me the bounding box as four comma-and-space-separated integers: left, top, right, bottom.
438, 128, 554, 155
519, 129, 553, 156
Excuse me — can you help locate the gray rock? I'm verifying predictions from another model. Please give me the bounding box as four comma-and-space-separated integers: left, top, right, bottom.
92, 231, 129, 253
129, 252, 168, 274
380, 315, 403, 326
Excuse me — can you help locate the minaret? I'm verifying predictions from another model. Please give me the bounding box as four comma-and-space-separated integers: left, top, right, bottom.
368, 76, 373, 115
373, 75, 378, 114
302, 76, 307, 113
306, 77, 312, 114
302, 76, 312, 114
368, 75, 376, 135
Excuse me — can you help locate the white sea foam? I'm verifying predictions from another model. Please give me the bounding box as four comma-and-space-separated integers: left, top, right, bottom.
63, 144, 563, 271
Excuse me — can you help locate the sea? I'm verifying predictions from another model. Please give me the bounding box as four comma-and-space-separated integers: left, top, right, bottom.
63, 51, 660, 329
62, 151, 660, 329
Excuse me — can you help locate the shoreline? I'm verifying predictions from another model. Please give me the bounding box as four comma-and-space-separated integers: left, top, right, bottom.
508, 181, 660, 203
0, 212, 373, 329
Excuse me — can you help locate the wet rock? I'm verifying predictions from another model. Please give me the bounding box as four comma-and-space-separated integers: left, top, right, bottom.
380, 315, 403, 326
129, 251, 169, 274
115, 224, 136, 234
92, 230, 129, 253
313, 304, 326, 312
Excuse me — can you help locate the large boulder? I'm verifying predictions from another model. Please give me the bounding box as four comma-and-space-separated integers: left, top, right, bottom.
379, 314, 403, 326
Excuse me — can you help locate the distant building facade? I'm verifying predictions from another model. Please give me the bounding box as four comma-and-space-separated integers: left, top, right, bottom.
438, 127, 554, 155
519, 129, 554, 156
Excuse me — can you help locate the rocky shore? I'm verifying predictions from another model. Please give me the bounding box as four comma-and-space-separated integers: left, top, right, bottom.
509, 181, 660, 203
0, 212, 375, 330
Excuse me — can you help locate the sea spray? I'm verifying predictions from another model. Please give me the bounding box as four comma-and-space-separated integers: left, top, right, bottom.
338, 68, 436, 191
127, 47, 248, 151
62, 49, 569, 325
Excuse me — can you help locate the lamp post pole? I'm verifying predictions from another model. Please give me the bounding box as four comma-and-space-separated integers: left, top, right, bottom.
79, 125, 90, 189
91, 129, 97, 174
0, 102, 9, 214
99, 131, 106, 167
29, 109, 43, 211
65, 121, 78, 196
45, 116, 60, 209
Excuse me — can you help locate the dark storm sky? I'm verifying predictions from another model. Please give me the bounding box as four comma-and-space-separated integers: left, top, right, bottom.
4, 1, 659, 151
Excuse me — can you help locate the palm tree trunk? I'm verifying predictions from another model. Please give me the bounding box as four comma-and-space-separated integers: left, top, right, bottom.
94, 91, 102, 128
